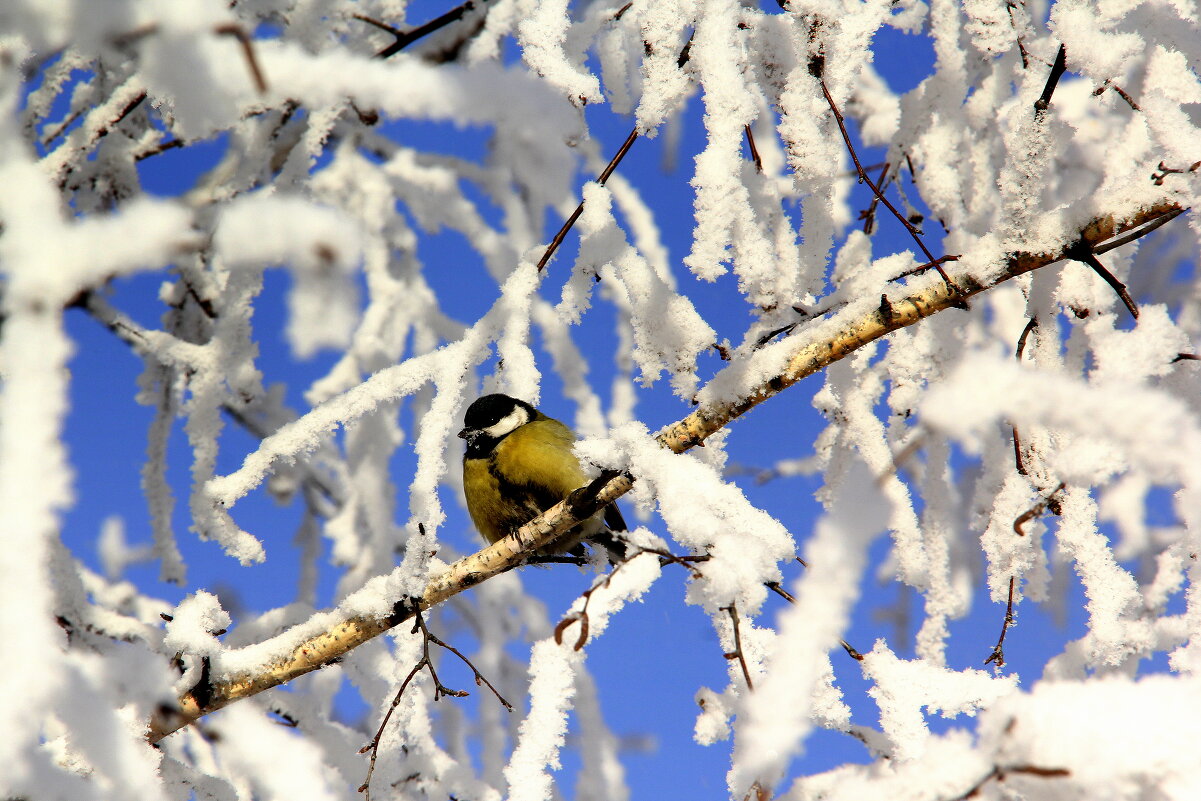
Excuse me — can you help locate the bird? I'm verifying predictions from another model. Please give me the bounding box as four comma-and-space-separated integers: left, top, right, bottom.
458, 393, 626, 560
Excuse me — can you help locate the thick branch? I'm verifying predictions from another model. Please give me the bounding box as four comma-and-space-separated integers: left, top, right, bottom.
147, 199, 1183, 743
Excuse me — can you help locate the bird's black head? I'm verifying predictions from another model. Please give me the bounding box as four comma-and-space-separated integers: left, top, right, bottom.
459, 394, 536, 456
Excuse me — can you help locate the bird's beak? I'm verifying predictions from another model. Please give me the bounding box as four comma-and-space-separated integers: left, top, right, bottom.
457, 428, 471, 441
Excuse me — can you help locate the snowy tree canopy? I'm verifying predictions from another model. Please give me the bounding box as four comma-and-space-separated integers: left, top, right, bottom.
2, 0, 1200, 799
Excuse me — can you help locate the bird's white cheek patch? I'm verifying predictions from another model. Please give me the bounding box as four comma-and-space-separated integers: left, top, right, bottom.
482, 407, 529, 439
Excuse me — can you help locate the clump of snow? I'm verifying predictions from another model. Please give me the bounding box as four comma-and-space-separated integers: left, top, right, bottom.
577, 422, 795, 614
863, 641, 1019, 762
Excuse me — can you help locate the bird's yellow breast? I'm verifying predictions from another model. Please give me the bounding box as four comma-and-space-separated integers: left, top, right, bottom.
463, 417, 590, 545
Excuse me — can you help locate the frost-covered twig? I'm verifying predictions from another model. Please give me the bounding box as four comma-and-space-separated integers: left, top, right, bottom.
146, 198, 1185, 743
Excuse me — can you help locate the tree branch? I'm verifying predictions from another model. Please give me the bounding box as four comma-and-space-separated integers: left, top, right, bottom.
146, 198, 1185, 743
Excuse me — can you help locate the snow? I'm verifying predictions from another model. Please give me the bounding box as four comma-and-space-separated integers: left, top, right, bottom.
7, 0, 1201, 799
863, 641, 1019, 762
730, 461, 887, 793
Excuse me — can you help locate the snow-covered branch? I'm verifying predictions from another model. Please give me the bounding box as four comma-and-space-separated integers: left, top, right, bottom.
6, 0, 1201, 798
149, 194, 1182, 743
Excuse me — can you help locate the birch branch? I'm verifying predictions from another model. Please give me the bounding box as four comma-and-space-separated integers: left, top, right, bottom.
147, 198, 1184, 743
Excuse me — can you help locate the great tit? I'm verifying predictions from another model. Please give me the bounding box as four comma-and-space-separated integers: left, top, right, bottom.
458, 393, 626, 559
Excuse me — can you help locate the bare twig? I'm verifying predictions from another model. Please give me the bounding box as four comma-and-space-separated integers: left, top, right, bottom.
358, 602, 510, 801
537, 127, 639, 271
1006, 2, 1030, 69
819, 79, 965, 303
1066, 242, 1139, 319
860, 161, 891, 234
555, 545, 709, 651
765, 576, 862, 660
1092, 79, 1140, 111
744, 124, 763, 173
765, 581, 795, 604
1151, 160, 1201, 186
951, 764, 1071, 801
555, 571, 613, 652
1013, 482, 1066, 536
536, 33, 695, 272
1015, 317, 1038, 360
984, 576, 1017, 667
214, 24, 268, 93
889, 255, 962, 281
721, 603, 755, 690
637, 545, 710, 578
1033, 44, 1068, 115
357, 0, 490, 59
1011, 317, 1038, 475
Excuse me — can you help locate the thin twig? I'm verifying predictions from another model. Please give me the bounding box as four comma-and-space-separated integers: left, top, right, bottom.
1013, 482, 1065, 536
535, 34, 693, 272
214, 24, 268, 93
1015, 318, 1038, 360
765, 581, 795, 604
556, 545, 709, 650
951, 764, 1071, 801
819, 79, 965, 303
358, 602, 511, 800
889, 255, 962, 281
134, 138, 185, 161
357, 0, 488, 59
744, 124, 763, 173
1033, 44, 1067, 115
764, 577, 862, 660
1011, 317, 1038, 475
537, 127, 639, 272
1092, 80, 1140, 111
1151, 160, 1201, 186
984, 576, 1017, 667
1093, 206, 1185, 254
860, 161, 891, 234
1066, 243, 1139, 319
1007, 2, 1030, 71
555, 570, 615, 651
721, 603, 755, 690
